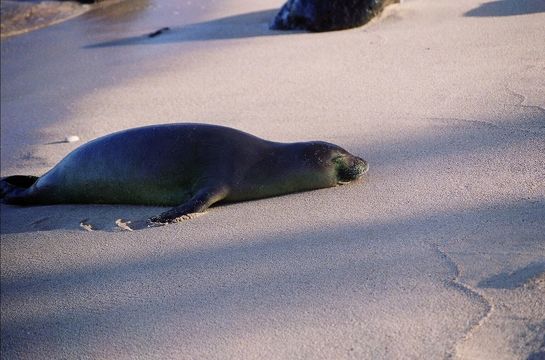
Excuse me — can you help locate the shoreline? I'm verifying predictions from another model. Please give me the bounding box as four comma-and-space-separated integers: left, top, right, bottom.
0, 0, 133, 38
1, 0, 90, 38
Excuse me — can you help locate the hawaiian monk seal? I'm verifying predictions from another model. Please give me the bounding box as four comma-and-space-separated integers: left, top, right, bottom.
1, 123, 368, 224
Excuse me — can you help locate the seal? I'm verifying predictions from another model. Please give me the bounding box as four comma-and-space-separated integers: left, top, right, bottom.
271, 0, 399, 32
1, 123, 368, 223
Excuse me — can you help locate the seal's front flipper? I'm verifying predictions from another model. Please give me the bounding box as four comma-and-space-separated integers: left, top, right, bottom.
149, 186, 229, 224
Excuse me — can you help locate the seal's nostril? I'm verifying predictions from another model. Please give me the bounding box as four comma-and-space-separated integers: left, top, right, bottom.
356, 158, 369, 174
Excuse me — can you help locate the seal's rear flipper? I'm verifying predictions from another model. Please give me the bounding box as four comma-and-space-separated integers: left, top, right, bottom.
2, 175, 39, 188
0, 175, 39, 203
149, 185, 229, 224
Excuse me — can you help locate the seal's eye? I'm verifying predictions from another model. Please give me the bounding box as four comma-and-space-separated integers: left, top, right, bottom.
331, 155, 345, 165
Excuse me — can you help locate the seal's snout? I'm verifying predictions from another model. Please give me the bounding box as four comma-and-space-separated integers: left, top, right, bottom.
355, 157, 369, 175
336, 155, 368, 184
351, 157, 369, 178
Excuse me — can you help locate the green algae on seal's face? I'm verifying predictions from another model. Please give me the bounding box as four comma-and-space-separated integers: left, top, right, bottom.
334, 153, 368, 184
0, 123, 369, 224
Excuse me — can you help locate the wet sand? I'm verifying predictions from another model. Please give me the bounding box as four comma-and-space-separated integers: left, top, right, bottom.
1, 0, 90, 38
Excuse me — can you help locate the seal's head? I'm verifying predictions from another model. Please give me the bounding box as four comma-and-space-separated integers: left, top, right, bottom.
301, 141, 368, 186
238, 140, 368, 201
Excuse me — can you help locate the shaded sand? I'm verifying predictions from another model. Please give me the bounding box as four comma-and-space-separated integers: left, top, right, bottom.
1, 0, 545, 359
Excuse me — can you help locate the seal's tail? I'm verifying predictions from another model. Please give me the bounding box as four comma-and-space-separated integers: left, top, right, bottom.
0, 175, 39, 202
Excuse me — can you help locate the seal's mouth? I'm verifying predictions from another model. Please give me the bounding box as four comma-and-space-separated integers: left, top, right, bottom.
337, 156, 368, 184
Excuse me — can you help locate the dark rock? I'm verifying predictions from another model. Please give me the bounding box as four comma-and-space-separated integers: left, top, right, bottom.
271, 0, 399, 32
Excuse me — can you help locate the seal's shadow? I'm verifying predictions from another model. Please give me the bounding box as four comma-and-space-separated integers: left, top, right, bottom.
84, 10, 301, 49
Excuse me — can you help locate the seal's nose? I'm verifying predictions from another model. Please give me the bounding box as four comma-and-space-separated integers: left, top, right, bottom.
350, 157, 368, 178
358, 158, 369, 175
337, 156, 369, 183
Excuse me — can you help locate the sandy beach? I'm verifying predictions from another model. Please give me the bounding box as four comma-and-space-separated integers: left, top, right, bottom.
1, 0, 544, 358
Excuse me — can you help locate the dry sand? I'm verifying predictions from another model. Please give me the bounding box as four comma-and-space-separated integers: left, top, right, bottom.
1, 0, 544, 358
